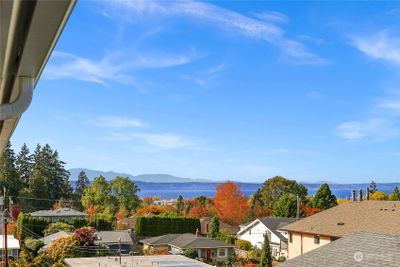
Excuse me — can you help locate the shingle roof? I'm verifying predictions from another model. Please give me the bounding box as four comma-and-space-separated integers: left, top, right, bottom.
237, 216, 297, 241
280, 232, 400, 267
141, 234, 182, 245
41, 231, 72, 246
169, 234, 235, 249
141, 233, 234, 249
30, 208, 87, 217
280, 200, 400, 237
94, 231, 133, 245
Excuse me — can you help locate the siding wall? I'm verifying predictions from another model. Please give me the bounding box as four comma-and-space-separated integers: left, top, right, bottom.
287, 232, 331, 259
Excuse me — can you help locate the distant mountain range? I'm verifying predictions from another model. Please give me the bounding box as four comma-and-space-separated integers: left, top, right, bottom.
69, 168, 212, 183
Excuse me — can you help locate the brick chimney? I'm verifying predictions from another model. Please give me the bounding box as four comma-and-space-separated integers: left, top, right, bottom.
351, 189, 356, 201
366, 187, 370, 200
358, 189, 363, 201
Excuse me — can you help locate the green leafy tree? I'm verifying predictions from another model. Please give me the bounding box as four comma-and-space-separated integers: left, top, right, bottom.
259, 233, 273, 267
196, 195, 207, 206
81, 176, 113, 214
110, 176, 141, 214
369, 180, 377, 194
0, 142, 21, 196
24, 237, 44, 253
208, 216, 220, 238
44, 222, 74, 236
255, 176, 307, 210
272, 193, 297, 218
390, 186, 400, 201
16, 143, 32, 188
312, 183, 337, 209
176, 195, 184, 215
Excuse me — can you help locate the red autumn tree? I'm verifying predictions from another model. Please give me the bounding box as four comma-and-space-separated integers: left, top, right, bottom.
74, 227, 96, 246
214, 181, 249, 225
187, 205, 211, 218
300, 204, 322, 217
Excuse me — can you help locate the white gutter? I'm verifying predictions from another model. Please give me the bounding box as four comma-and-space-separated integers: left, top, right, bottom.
0, 76, 33, 121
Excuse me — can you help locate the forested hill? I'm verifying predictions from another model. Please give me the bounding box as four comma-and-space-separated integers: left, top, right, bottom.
69, 168, 211, 183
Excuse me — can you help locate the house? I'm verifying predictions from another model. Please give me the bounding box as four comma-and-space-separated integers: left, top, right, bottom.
141, 233, 235, 264
0, 235, 20, 259
279, 232, 400, 267
141, 234, 182, 254
40, 231, 73, 250
280, 200, 400, 259
64, 255, 212, 267
30, 208, 87, 222
200, 217, 240, 236
236, 216, 297, 258
94, 230, 134, 255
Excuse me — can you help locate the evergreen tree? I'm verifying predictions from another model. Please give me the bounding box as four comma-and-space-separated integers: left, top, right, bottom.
0, 142, 21, 196
259, 233, 273, 267
208, 216, 220, 238
272, 193, 297, 218
312, 183, 337, 209
369, 180, 377, 194
15, 143, 32, 188
75, 171, 90, 199
390, 186, 400, 201
176, 195, 184, 215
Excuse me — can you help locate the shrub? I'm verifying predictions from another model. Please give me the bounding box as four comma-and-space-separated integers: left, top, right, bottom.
74, 227, 96, 246
183, 247, 198, 259
25, 237, 44, 253
235, 239, 252, 251
44, 222, 74, 236
71, 218, 88, 228
216, 233, 236, 244
278, 256, 286, 262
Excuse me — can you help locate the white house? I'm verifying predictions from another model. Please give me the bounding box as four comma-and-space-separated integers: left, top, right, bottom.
0, 235, 20, 259
237, 217, 297, 258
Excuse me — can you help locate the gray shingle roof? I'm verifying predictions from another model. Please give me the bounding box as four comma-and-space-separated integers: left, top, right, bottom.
280, 232, 400, 267
168, 234, 235, 249
94, 230, 133, 245
141, 234, 182, 246
30, 208, 87, 217
258, 217, 297, 241
141, 233, 234, 249
280, 201, 400, 237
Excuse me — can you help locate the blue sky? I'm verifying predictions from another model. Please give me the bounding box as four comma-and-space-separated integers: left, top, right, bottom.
10, 1, 400, 183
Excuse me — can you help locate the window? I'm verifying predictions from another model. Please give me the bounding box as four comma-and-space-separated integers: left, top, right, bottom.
314, 235, 320, 244
289, 233, 293, 243
218, 248, 227, 257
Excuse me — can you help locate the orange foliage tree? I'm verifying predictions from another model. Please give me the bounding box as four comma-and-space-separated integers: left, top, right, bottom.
135, 205, 176, 216
187, 205, 211, 218
214, 181, 249, 225
300, 204, 322, 217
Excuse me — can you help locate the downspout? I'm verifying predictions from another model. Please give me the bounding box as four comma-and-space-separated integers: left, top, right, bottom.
0, 76, 34, 121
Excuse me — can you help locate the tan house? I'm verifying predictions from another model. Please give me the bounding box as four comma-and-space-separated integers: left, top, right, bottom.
280, 200, 400, 259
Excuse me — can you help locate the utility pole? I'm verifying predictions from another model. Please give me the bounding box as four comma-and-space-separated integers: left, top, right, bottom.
296, 195, 300, 221
118, 237, 122, 264
2, 188, 8, 267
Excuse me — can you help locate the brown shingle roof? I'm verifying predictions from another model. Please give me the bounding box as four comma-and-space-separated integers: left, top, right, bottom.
280, 200, 400, 237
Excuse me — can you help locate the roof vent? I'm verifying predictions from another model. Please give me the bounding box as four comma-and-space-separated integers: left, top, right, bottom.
337, 222, 345, 226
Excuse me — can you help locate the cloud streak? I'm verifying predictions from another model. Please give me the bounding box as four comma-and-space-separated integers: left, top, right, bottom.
44, 50, 203, 86
107, 132, 196, 150
90, 116, 145, 128
106, 0, 327, 64
352, 31, 400, 65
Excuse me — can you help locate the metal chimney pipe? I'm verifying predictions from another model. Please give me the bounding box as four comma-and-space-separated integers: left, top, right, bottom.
358, 189, 363, 201
366, 187, 370, 200
351, 189, 356, 201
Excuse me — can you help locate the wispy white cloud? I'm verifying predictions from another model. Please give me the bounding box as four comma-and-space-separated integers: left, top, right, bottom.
352, 31, 400, 65
44, 50, 204, 85
90, 116, 145, 128
378, 100, 400, 112
255, 11, 289, 24
105, 0, 327, 65
337, 118, 398, 141
107, 132, 196, 149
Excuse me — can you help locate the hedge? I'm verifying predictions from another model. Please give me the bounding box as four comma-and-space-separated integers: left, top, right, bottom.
135, 217, 201, 236
15, 213, 51, 239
